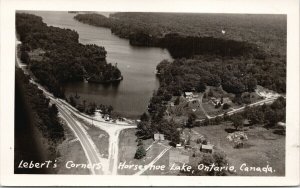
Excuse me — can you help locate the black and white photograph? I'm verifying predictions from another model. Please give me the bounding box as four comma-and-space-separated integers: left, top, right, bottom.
0, 0, 299, 186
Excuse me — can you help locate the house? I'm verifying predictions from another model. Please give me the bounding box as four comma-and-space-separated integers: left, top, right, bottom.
184, 92, 193, 99
154, 133, 165, 141
200, 144, 214, 153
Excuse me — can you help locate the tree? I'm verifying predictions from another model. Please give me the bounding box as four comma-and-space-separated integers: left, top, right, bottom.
174, 96, 180, 105
140, 112, 149, 122
187, 113, 197, 128
86, 102, 96, 115
196, 81, 206, 92
231, 114, 243, 130
222, 103, 230, 110
222, 78, 245, 94
69, 95, 77, 107
264, 108, 277, 126
212, 151, 229, 176
170, 130, 181, 145
188, 151, 229, 176
246, 77, 257, 92
50, 104, 59, 115
107, 105, 114, 115
208, 89, 213, 97
223, 112, 229, 121
134, 145, 146, 159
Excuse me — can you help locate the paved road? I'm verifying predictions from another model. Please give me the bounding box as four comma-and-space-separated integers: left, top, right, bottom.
55, 103, 103, 175
57, 98, 137, 175
196, 97, 279, 122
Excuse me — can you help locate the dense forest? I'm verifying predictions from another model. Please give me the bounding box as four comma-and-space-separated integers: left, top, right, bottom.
16, 13, 122, 98
15, 68, 64, 173
75, 13, 266, 59
75, 13, 286, 57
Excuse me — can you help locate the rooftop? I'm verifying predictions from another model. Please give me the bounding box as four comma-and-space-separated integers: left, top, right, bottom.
201, 144, 214, 150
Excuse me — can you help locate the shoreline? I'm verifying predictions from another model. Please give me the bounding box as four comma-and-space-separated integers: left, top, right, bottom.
86, 75, 123, 84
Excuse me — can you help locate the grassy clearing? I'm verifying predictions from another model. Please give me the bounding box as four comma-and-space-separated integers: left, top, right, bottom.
193, 124, 285, 176
56, 121, 90, 174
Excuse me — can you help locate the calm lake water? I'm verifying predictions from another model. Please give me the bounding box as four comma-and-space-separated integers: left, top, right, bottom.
27, 11, 172, 118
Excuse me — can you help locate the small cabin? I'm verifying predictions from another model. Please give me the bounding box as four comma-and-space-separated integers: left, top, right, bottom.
200, 144, 214, 153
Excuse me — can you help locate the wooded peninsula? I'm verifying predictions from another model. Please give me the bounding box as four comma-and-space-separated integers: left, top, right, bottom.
16, 13, 122, 98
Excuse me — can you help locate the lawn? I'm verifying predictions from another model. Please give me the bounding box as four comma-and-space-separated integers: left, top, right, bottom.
192, 124, 285, 176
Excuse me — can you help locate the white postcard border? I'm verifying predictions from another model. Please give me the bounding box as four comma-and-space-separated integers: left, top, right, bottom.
0, 0, 299, 186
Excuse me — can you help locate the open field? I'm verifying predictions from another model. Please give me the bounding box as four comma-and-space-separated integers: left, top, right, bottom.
192, 124, 285, 176
56, 121, 90, 174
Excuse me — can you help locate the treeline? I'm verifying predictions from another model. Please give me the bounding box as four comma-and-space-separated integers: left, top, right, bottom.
15, 68, 65, 170
16, 13, 121, 98
110, 12, 286, 58
68, 94, 114, 116
128, 33, 264, 59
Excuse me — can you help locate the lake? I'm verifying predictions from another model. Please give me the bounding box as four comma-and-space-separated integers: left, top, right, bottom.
27, 11, 172, 118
